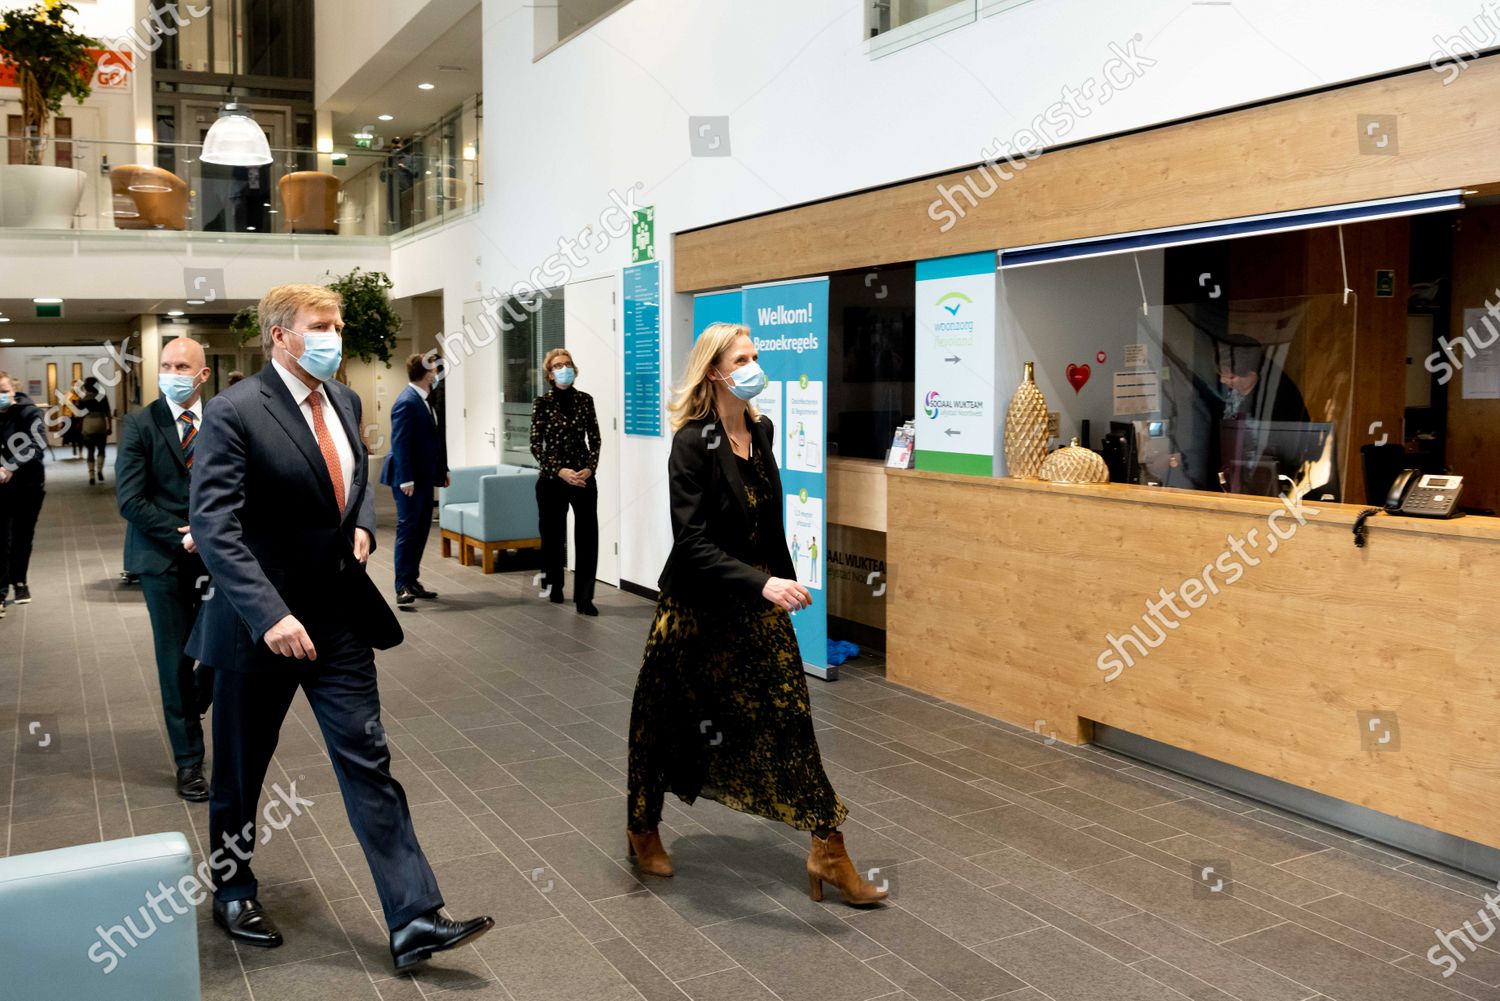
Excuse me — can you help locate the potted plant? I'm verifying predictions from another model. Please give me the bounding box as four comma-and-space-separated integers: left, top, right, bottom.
0, 0, 101, 228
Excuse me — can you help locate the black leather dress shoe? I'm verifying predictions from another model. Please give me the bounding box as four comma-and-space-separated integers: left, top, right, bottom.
576, 601, 598, 616
396, 586, 417, 606
213, 898, 284, 948
390, 909, 494, 972
176, 764, 209, 802
410, 580, 439, 600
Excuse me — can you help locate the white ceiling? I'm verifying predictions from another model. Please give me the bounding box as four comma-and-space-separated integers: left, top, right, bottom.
327, 5, 483, 152
0, 299, 250, 346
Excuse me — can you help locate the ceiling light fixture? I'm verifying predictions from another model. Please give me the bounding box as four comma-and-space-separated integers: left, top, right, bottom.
0, 337, 14, 343
417, 82, 435, 90
201, 93, 273, 167
186, 299, 206, 306
352, 125, 375, 140
32, 298, 62, 305
167, 310, 185, 316
378, 114, 394, 122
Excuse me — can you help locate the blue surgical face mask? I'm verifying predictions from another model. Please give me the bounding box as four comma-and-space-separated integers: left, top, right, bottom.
288, 328, 342, 382
721, 360, 766, 401
553, 366, 575, 388
158, 373, 198, 406
0, 393, 12, 410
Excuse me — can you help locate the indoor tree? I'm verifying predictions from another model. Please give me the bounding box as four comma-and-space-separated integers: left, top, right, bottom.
0, 1, 101, 165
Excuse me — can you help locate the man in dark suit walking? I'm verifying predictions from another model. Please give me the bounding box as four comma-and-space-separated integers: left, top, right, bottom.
379, 352, 448, 605
115, 336, 215, 802
187, 284, 491, 970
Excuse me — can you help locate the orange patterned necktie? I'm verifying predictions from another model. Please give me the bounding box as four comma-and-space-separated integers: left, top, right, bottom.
306, 390, 346, 513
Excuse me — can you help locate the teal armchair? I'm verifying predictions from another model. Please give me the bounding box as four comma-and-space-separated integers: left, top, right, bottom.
462, 465, 542, 572
0, 832, 199, 1000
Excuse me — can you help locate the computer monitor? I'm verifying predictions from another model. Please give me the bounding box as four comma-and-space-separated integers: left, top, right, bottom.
1221, 419, 1340, 502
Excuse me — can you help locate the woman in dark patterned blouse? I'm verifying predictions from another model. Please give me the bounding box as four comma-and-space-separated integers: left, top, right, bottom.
623, 322, 887, 907
529, 348, 601, 615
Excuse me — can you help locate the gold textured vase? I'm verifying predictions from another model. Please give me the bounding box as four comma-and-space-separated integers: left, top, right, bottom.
1039, 438, 1110, 484
1004, 361, 1049, 479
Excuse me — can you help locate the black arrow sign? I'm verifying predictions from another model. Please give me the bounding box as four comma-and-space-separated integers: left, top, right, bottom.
944, 429, 961, 437
945, 355, 961, 364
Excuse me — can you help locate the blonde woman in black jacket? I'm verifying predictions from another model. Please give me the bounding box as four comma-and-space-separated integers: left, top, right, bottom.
624, 322, 886, 907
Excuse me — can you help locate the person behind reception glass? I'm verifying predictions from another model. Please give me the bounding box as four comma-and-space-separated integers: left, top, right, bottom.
529, 348, 601, 615
624, 321, 887, 908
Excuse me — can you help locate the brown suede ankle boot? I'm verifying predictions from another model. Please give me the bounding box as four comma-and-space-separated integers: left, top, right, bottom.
626, 828, 674, 876
807, 831, 888, 906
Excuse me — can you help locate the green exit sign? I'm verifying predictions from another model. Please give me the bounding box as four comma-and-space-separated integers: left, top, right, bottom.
35, 303, 62, 319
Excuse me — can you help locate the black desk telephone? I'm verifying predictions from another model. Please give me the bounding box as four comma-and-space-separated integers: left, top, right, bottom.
1385, 470, 1464, 518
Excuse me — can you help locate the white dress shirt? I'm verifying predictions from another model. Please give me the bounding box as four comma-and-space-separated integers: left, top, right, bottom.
272, 359, 355, 506
164, 395, 204, 441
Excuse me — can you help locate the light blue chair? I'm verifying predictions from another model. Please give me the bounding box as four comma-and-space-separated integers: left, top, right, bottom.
439, 464, 496, 563
462, 465, 542, 573
0, 832, 199, 1001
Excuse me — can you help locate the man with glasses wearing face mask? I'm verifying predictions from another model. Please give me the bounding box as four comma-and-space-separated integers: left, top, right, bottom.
187, 284, 492, 967
116, 336, 216, 801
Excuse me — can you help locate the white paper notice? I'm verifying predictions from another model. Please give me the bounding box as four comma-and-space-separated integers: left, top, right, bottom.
1460, 309, 1500, 400
757, 381, 784, 466
784, 380, 824, 473
785, 494, 825, 590
1113, 371, 1160, 416
1124, 343, 1149, 369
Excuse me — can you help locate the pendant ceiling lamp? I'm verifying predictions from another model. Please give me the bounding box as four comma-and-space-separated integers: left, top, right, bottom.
201, 88, 272, 167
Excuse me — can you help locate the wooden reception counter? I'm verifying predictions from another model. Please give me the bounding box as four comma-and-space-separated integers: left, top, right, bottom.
885, 470, 1500, 853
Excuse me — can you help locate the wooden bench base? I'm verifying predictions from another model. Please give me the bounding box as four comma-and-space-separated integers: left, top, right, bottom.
460, 536, 542, 573
440, 529, 468, 565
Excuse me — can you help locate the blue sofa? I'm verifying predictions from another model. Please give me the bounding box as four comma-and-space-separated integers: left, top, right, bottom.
439, 464, 542, 572
0, 832, 199, 1000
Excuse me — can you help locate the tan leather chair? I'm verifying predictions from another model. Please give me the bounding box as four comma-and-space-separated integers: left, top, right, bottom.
109, 165, 189, 231
278, 171, 340, 234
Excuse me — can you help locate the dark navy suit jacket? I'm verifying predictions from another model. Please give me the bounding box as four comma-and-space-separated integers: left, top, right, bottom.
379, 384, 446, 488
117, 398, 203, 578
186, 366, 401, 671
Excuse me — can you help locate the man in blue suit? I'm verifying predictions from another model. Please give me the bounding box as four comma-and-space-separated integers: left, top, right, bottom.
187, 284, 491, 970
379, 352, 448, 606
116, 336, 215, 802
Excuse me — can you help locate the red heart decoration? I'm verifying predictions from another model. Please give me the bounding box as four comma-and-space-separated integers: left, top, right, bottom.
1096, 351, 1107, 364
1066, 363, 1091, 393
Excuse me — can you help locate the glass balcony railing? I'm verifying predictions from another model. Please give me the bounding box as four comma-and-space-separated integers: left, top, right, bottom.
0, 136, 482, 238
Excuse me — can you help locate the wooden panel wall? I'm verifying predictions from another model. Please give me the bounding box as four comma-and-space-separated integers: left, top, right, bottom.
676, 57, 1500, 293
1447, 204, 1500, 512
886, 471, 1500, 849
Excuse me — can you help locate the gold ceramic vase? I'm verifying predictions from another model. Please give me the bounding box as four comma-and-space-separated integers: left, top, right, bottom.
1004, 361, 1049, 479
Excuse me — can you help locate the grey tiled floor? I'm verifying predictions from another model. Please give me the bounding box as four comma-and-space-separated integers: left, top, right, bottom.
4, 455, 1500, 1000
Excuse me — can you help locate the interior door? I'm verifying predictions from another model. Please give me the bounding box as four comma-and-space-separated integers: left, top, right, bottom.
462, 297, 500, 466
563, 274, 620, 586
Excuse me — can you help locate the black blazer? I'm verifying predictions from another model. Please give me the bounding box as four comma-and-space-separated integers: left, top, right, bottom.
656, 409, 796, 602
116, 398, 204, 577
186, 366, 401, 671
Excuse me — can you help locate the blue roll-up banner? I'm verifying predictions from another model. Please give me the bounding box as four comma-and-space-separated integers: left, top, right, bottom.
743, 278, 832, 680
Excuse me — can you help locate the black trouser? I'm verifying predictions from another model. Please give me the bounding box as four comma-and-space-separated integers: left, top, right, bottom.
0, 475, 45, 589
140, 567, 213, 769
537, 475, 597, 605
209, 625, 442, 930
